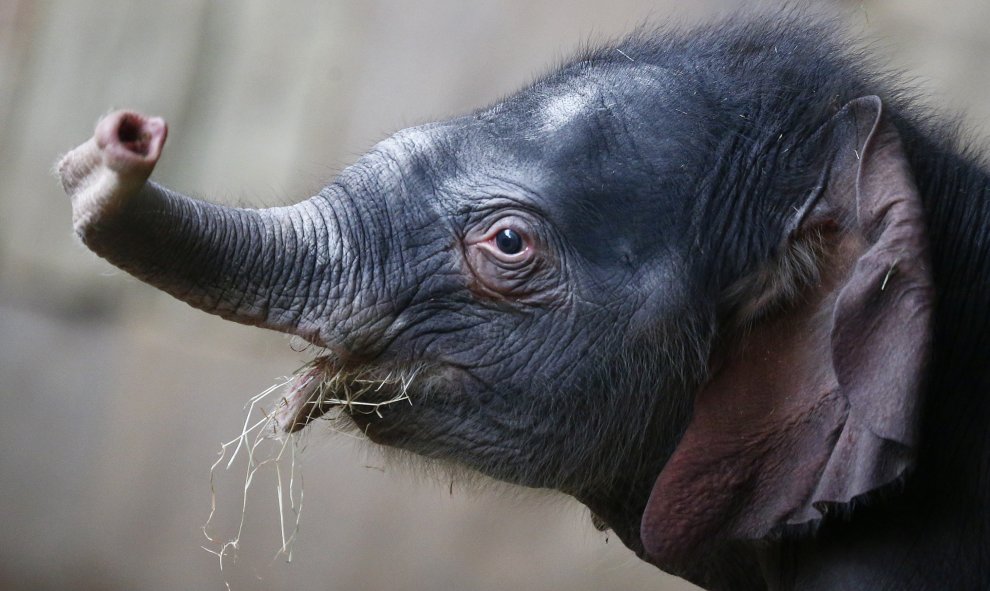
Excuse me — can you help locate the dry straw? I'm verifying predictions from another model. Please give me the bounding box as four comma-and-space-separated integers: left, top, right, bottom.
201, 357, 422, 589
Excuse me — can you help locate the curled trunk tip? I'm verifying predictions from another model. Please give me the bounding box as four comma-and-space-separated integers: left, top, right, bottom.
58, 110, 168, 235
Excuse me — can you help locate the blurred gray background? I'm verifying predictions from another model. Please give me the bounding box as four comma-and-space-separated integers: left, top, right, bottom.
2, 1, 989, 590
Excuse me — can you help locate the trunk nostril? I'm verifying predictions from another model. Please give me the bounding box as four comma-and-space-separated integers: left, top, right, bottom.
116, 113, 152, 157
93, 110, 168, 171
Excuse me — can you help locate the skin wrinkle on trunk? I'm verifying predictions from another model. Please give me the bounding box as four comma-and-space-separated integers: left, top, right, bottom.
260, 205, 310, 328
309, 189, 344, 331
223, 206, 267, 325
164, 187, 287, 326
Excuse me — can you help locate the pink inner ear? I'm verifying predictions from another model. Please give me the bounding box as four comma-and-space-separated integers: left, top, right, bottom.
640, 97, 933, 574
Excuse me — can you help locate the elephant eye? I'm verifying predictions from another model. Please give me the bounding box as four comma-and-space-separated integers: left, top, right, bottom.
464, 214, 545, 299
495, 228, 524, 255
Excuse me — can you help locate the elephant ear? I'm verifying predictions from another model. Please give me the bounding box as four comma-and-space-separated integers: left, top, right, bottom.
640, 96, 933, 573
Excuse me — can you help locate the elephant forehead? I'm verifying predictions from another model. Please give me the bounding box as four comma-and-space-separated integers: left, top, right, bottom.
473, 78, 605, 143
537, 83, 600, 133
537, 63, 679, 126
379, 121, 456, 158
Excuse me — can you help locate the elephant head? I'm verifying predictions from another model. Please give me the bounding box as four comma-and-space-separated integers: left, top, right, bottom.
58, 21, 934, 590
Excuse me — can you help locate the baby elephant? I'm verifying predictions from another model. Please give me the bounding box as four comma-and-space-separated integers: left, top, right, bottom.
58, 16, 990, 591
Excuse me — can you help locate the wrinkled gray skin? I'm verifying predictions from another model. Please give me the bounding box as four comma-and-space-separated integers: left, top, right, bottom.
58, 20, 990, 591
59, 62, 709, 549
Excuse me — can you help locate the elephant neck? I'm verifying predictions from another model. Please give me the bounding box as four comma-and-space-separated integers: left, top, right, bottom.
912, 134, 990, 378
909, 129, 990, 513
757, 491, 990, 590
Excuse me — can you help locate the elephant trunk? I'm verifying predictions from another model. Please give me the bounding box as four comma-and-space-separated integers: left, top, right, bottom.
57, 111, 339, 346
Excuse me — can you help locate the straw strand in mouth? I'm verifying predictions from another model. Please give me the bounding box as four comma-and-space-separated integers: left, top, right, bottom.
201, 357, 425, 588
275, 357, 423, 433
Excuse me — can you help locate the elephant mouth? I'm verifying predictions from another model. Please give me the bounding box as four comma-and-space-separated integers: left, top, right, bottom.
274, 355, 427, 434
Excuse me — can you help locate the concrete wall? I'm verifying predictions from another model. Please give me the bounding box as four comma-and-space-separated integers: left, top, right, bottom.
2, 1, 989, 589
